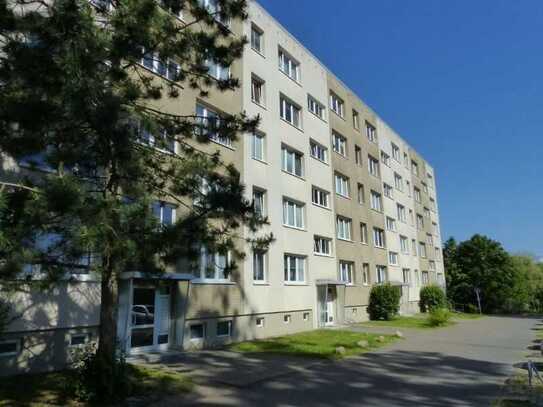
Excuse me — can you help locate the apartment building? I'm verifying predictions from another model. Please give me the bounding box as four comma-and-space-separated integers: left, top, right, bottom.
0, 0, 444, 376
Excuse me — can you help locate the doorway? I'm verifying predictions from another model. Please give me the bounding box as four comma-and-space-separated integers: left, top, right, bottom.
130, 283, 171, 352
325, 286, 336, 326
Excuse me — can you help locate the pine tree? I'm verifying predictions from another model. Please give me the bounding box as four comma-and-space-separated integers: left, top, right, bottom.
0, 0, 270, 395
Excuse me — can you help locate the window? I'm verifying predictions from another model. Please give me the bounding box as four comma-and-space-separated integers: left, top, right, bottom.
196, 248, 231, 282
205, 59, 230, 81
332, 131, 347, 156
251, 75, 265, 106
417, 214, 424, 230
388, 251, 399, 266
283, 199, 305, 229
279, 96, 302, 128
427, 233, 434, 246
400, 236, 409, 254
386, 217, 396, 232
430, 198, 436, 211
0, 340, 19, 357
383, 183, 394, 199
422, 182, 428, 194
217, 321, 232, 337
253, 250, 266, 282
424, 207, 431, 218
152, 201, 176, 226
394, 173, 403, 191
409, 209, 415, 226
312, 186, 330, 208
412, 160, 419, 177
419, 242, 427, 258
196, 104, 232, 147
284, 255, 305, 283
308, 95, 325, 119
139, 123, 175, 154
282, 146, 303, 177
70, 334, 88, 347
335, 173, 350, 198
278, 48, 300, 82
402, 268, 411, 285
429, 260, 436, 271
406, 181, 411, 197
355, 145, 362, 166
251, 131, 265, 161
397, 204, 407, 223
376, 265, 387, 284
352, 110, 360, 129
362, 263, 370, 285
314, 236, 332, 256
435, 247, 442, 261
370, 190, 382, 212
373, 228, 386, 248
190, 324, 205, 340
357, 183, 365, 204
337, 216, 352, 241
140, 48, 179, 81
360, 223, 368, 244
437, 273, 445, 286
412, 239, 417, 256
404, 152, 409, 167
284, 314, 292, 323
381, 151, 391, 167
414, 187, 422, 202
253, 188, 266, 217
368, 155, 380, 177
366, 122, 377, 142
330, 92, 344, 117
303, 312, 310, 321
251, 24, 264, 53
339, 261, 354, 285
392, 143, 401, 161
422, 271, 430, 285
198, 0, 229, 25
310, 140, 328, 163
256, 317, 265, 328
414, 270, 420, 285
432, 222, 439, 234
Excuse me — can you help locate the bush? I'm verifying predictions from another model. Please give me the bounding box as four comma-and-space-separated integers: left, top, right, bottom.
368, 284, 401, 321
427, 308, 451, 327
69, 344, 130, 403
419, 285, 447, 313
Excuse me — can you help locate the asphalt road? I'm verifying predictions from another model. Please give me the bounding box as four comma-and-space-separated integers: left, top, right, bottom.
156, 316, 538, 407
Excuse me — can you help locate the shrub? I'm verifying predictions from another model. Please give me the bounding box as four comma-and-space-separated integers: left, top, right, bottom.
427, 308, 451, 327
419, 285, 447, 313
69, 344, 130, 403
368, 284, 401, 321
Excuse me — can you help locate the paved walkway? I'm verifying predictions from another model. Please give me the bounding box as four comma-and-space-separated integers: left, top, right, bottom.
145, 316, 538, 407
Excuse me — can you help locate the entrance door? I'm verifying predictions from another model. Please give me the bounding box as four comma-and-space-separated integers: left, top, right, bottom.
325, 286, 335, 326
130, 284, 171, 352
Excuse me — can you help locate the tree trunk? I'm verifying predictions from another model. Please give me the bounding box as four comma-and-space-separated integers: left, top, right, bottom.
96, 270, 119, 397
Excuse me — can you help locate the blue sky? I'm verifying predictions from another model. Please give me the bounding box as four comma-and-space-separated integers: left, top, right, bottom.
257, 0, 543, 256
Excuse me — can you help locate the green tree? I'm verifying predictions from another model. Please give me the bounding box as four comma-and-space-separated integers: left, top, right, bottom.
506, 255, 543, 313
446, 234, 513, 313
0, 0, 270, 397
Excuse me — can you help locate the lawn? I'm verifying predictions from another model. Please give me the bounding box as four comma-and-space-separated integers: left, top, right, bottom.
229, 329, 396, 359
358, 312, 484, 330
0, 364, 192, 407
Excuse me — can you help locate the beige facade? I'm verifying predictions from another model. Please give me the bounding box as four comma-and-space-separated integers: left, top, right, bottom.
0, 0, 445, 376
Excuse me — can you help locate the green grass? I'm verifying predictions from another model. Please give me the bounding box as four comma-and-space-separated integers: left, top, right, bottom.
229, 329, 396, 359
451, 312, 484, 320
359, 314, 454, 329
0, 364, 192, 407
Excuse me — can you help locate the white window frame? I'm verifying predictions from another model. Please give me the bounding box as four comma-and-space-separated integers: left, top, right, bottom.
251, 131, 266, 162
281, 145, 304, 177
190, 323, 206, 340
310, 140, 328, 163
332, 131, 347, 157
392, 143, 401, 161
400, 236, 409, 254
284, 255, 306, 284
373, 228, 386, 248
370, 191, 382, 212
368, 155, 380, 177
196, 104, 232, 148
251, 75, 265, 106
216, 320, 232, 337
335, 173, 350, 198
282, 198, 305, 229
330, 92, 345, 118
279, 95, 302, 128
362, 263, 370, 286
383, 183, 394, 199
314, 236, 332, 256
308, 95, 325, 120
278, 48, 300, 82
386, 217, 397, 232
253, 187, 266, 217
360, 223, 368, 244
339, 261, 354, 285
376, 265, 388, 284
336, 216, 352, 241
397, 204, 407, 223
388, 251, 399, 266
366, 122, 377, 142
312, 186, 330, 209
251, 23, 264, 54
253, 249, 267, 283
195, 248, 231, 283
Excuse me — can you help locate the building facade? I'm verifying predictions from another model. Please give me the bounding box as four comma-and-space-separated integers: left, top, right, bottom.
0, 0, 445, 376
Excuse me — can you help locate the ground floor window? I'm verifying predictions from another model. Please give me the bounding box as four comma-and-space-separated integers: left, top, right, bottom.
69, 334, 88, 347
0, 340, 20, 357
190, 324, 205, 340
284, 314, 291, 324
217, 321, 232, 337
